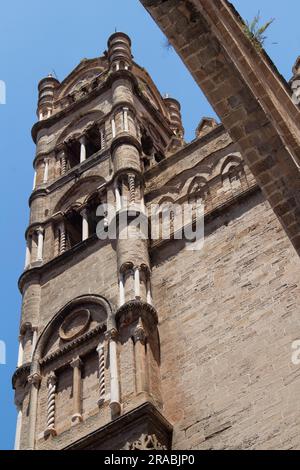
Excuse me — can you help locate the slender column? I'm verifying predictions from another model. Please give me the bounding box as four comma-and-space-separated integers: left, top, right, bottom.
128, 174, 136, 205
146, 277, 153, 306
43, 159, 49, 183
96, 343, 106, 407
81, 209, 89, 241
31, 328, 38, 361
28, 372, 42, 450
134, 267, 140, 300
59, 221, 67, 254
36, 228, 44, 262
106, 330, 121, 417
133, 324, 148, 395
44, 374, 57, 437
17, 335, 24, 368
71, 357, 83, 424
24, 237, 31, 270
111, 117, 116, 138
123, 107, 129, 132
115, 184, 121, 212
80, 136, 87, 164
14, 405, 23, 450
32, 170, 37, 190
119, 272, 125, 307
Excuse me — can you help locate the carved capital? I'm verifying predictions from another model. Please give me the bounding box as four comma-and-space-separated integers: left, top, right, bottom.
133, 325, 147, 345
47, 373, 57, 388
105, 328, 119, 342
28, 372, 42, 387
70, 357, 83, 370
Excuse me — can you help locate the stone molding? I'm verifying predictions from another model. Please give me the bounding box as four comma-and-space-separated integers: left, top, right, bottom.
39, 324, 106, 367
115, 300, 158, 330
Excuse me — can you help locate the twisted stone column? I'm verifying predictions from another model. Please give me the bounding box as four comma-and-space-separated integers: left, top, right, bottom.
128, 174, 136, 204
97, 343, 106, 407
59, 221, 67, 254
45, 374, 57, 437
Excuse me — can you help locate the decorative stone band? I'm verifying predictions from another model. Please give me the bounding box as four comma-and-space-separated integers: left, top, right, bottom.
110, 133, 142, 156
115, 300, 158, 330
39, 324, 106, 367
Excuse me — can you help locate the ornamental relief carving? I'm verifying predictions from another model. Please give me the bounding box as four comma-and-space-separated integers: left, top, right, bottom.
124, 434, 167, 451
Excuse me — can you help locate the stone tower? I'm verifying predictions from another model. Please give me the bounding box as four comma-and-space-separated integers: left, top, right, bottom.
14, 22, 300, 451
13, 32, 179, 450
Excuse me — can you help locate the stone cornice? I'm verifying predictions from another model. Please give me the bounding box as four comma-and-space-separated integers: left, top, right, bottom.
39, 324, 106, 367
110, 133, 142, 155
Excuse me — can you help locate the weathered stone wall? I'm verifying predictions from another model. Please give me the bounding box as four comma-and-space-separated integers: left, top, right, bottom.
140, 0, 300, 256
152, 191, 300, 450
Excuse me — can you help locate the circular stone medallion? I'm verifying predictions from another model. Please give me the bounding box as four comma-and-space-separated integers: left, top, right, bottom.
59, 309, 91, 341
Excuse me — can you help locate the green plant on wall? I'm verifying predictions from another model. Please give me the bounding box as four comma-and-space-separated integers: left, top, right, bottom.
244, 11, 275, 50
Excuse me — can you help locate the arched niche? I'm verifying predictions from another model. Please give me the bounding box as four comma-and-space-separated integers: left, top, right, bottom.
34, 295, 113, 364
53, 176, 106, 215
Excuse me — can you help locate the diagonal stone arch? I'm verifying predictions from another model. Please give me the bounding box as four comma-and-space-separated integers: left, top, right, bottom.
139, 0, 300, 255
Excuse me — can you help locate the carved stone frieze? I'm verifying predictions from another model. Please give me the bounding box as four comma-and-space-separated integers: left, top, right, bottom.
124, 433, 167, 450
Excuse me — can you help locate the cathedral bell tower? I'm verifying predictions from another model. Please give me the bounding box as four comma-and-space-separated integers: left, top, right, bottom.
13, 32, 179, 450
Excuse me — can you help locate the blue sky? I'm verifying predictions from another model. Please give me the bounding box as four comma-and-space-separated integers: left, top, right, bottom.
0, 0, 299, 450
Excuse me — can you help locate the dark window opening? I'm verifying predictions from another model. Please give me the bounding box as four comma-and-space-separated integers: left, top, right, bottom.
65, 210, 82, 248
66, 140, 81, 169
141, 131, 154, 156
